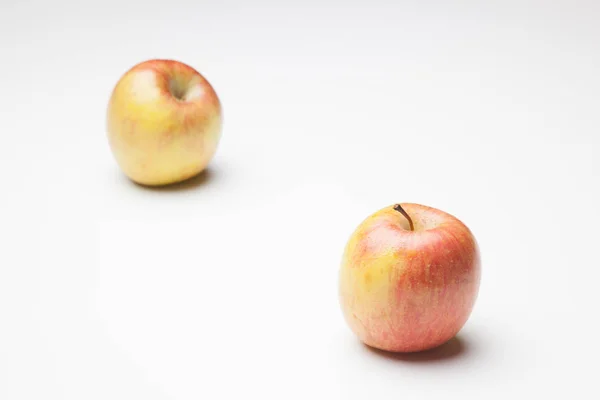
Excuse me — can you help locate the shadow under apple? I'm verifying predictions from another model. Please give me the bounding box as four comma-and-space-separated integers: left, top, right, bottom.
125, 167, 217, 192
364, 336, 468, 363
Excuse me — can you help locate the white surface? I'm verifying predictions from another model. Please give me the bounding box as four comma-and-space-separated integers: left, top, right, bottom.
1, 0, 599, 398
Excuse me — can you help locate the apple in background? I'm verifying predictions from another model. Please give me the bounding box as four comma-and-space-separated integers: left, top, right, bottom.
339, 203, 481, 353
106, 59, 222, 186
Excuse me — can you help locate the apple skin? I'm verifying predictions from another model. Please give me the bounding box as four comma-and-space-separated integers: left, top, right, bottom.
106, 59, 222, 186
339, 203, 481, 353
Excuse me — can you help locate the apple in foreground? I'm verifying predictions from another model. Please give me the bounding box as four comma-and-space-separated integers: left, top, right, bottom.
339, 203, 481, 352
106, 59, 222, 186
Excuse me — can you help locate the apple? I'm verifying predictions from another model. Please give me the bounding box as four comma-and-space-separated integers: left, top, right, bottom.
339, 203, 481, 352
106, 59, 222, 186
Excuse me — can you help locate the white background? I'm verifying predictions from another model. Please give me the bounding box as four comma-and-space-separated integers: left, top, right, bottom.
1, 0, 599, 398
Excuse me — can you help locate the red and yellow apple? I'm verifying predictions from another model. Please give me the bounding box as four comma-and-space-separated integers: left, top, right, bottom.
339, 203, 481, 352
106, 59, 222, 186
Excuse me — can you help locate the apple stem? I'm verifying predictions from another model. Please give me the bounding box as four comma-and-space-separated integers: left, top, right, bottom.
393, 204, 414, 231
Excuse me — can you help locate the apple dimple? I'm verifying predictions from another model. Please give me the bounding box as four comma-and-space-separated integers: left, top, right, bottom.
168, 78, 187, 101
167, 76, 206, 102
392, 204, 448, 232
